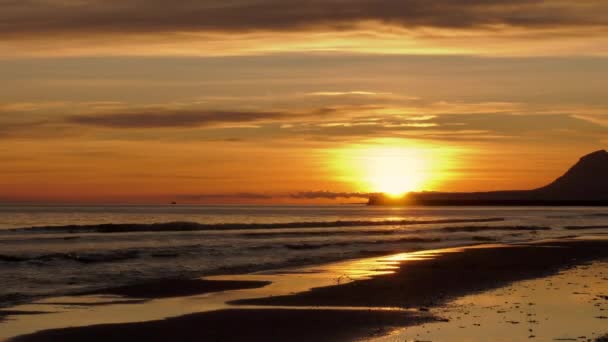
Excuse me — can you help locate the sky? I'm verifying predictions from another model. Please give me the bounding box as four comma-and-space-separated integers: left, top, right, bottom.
2, 0, 608, 204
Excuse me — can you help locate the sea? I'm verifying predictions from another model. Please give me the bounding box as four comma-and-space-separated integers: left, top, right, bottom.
1, 204, 607, 308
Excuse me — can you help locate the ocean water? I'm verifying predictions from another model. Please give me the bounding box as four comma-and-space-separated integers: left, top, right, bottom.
0, 204, 607, 307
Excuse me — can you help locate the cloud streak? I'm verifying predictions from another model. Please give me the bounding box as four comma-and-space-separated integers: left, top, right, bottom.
3, 101, 608, 146
290, 191, 372, 200
2, 0, 608, 39
176, 193, 274, 201
67, 109, 284, 129
175, 191, 373, 202
306, 91, 392, 97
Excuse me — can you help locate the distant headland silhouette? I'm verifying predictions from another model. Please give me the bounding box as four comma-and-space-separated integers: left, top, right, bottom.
369, 150, 608, 206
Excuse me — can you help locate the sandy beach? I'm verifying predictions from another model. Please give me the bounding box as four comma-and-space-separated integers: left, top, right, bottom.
5, 0, 608, 339
0, 237, 605, 341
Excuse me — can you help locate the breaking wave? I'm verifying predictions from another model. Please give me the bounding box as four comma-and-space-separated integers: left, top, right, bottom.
7, 218, 506, 234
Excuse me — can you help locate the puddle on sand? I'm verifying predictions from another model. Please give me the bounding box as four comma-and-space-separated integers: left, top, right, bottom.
373, 260, 608, 342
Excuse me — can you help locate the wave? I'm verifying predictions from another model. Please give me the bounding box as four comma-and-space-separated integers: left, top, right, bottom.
7, 218, 505, 234
240, 225, 551, 239
471, 236, 498, 242
547, 213, 608, 219
277, 228, 549, 251
0, 250, 140, 264
284, 237, 442, 250
564, 225, 608, 230
438, 225, 550, 233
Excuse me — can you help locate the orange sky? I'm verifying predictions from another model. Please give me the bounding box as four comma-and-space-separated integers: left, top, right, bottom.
1, 1, 608, 203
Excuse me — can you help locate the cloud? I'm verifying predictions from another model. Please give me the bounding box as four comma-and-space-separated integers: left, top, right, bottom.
0, 120, 70, 139
176, 193, 274, 201
290, 191, 372, 200
173, 191, 373, 202
273, 110, 608, 144
67, 109, 284, 129
3, 100, 608, 146
306, 91, 392, 97
2, 0, 608, 39
572, 114, 608, 128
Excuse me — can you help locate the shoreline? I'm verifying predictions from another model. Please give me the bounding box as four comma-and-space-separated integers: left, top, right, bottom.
3, 205, 608, 312
232, 239, 608, 308
3, 237, 608, 341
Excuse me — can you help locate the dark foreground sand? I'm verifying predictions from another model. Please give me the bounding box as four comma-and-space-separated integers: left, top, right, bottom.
12, 309, 435, 342
12, 239, 608, 342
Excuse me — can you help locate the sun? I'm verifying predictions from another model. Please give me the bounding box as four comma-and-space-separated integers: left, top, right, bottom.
330, 143, 431, 196
364, 147, 426, 196
329, 140, 457, 197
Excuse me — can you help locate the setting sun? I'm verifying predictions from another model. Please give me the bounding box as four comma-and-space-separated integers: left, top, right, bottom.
329, 141, 453, 196
364, 147, 427, 196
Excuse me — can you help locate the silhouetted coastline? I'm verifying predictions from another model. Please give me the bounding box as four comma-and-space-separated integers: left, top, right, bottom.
370, 150, 608, 206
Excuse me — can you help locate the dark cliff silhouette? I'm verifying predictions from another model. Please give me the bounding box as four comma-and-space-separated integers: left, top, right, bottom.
369, 150, 608, 206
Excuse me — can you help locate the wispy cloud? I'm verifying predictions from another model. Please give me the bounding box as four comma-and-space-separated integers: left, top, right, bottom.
572, 114, 608, 128
67, 109, 284, 129
306, 91, 393, 97
2, 101, 608, 146
290, 191, 372, 200
173, 191, 373, 202
175, 193, 274, 201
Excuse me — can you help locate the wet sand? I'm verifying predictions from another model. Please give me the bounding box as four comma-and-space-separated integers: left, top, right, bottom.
0, 312, 47, 324
8, 238, 608, 342
235, 240, 608, 309
375, 259, 608, 341
78, 278, 271, 298
12, 309, 435, 342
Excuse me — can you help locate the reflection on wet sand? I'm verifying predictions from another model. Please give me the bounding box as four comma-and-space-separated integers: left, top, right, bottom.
375, 260, 608, 341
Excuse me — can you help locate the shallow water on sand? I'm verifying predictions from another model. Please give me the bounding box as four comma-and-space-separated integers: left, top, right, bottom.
0, 248, 445, 340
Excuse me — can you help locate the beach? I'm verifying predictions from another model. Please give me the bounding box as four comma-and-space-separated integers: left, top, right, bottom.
2, 237, 608, 341
5, 0, 608, 339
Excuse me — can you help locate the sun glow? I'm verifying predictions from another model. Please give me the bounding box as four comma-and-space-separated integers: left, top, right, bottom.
330, 141, 453, 196
363, 147, 427, 196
